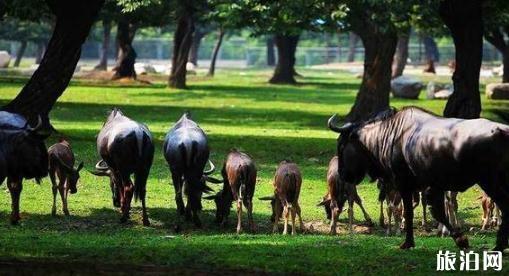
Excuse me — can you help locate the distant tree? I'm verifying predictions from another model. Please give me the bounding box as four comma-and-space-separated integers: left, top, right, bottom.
422, 35, 439, 74
484, 0, 509, 83
94, 0, 119, 71
266, 36, 275, 66
391, 28, 411, 78
347, 32, 359, 62
207, 27, 224, 77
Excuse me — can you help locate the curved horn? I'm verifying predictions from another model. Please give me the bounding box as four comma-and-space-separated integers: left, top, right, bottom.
205, 176, 223, 184
88, 169, 111, 177
26, 115, 43, 132
203, 160, 215, 175
317, 198, 331, 207
327, 114, 355, 133
258, 196, 275, 201
95, 160, 109, 171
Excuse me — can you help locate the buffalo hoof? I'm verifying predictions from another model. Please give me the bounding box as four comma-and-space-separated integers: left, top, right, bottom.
399, 240, 415, 250
143, 219, 150, 227
454, 235, 469, 249
120, 216, 128, 224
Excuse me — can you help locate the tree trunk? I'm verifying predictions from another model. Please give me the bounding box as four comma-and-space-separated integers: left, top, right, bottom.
188, 28, 205, 67
14, 41, 27, 67
169, 14, 194, 89
266, 36, 275, 66
112, 19, 137, 80
347, 32, 359, 62
207, 28, 224, 77
34, 42, 46, 64
94, 19, 111, 71
422, 36, 438, 74
269, 34, 299, 84
345, 26, 398, 122
391, 31, 410, 78
2, 0, 104, 129
504, 49, 509, 83
439, 0, 483, 119
485, 29, 509, 83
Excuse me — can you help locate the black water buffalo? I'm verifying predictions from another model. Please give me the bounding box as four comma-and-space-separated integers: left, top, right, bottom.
328, 106, 509, 251
91, 109, 154, 226
163, 112, 221, 229
0, 111, 49, 224
204, 149, 257, 233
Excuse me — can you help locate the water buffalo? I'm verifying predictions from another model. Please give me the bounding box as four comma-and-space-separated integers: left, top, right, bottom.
0, 111, 49, 224
318, 156, 372, 234
328, 106, 509, 251
163, 112, 221, 229
204, 149, 257, 233
48, 139, 84, 216
90, 109, 154, 226
260, 161, 304, 235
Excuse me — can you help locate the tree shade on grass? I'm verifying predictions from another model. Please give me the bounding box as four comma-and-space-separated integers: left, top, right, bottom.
0, 69, 507, 274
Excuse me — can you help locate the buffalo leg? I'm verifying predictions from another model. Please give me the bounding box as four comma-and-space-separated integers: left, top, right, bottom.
353, 192, 373, 226
428, 188, 468, 249
348, 198, 354, 233
236, 199, 243, 234
399, 190, 415, 249
379, 201, 386, 229
480, 180, 509, 251
141, 196, 149, 226
244, 199, 255, 232
7, 177, 22, 225
291, 205, 297, 235
121, 177, 134, 223
172, 174, 185, 216
49, 172, 58, 216
59, 185, 69, 216
330, 200, 338, 235
283, 204, 289, 235
386, 199, 393, 235
272, 200, 281, 234
421, 193, 428, 229
296, 202, 305, 231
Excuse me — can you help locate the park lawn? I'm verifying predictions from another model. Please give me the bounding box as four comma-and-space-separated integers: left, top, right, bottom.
0, 68, 507, 274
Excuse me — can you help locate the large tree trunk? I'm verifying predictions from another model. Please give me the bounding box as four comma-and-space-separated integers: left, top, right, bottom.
269, 34, 299, 84
391, 30, 410, 78
266, 36, 275, 66
13, 40, 27, 67
347, 32, 359, 62
207, 28, 224, 77
188, 28, 205, 67
112, 19, 137, 80
94, 19, 111, 71
2, 0, 104, 128
439, 0, 483, 119
169, 14, 194, 89
345, 25, 398, 122
504, 50, 509, 83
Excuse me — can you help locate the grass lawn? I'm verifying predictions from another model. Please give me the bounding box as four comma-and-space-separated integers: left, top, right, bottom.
0, 68, 508, 274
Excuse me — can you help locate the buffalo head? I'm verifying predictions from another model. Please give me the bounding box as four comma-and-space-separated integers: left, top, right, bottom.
204, 191, 231, 223
259, 195, 282, 222
55, 157, 84, 194
89, 160, 120, 207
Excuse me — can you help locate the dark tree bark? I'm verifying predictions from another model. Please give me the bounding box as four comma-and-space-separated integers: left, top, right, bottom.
391, 30, 410, 78
422, 36, 439, 74
347, 32, 359, 62
266, 36, 275, 66
13, 40, 27, 67
207, 28, 224, 77
485, 27, 509, 83
169, 13, 194, 89
2, 0, 104, 128
34, 42, 46, 64
188, 28, 205, 67
94, 19, 111, 71
439, 0, 483, 119
269, 34, 299, 84
112, 19, 137, 80
345, 24, 398, 122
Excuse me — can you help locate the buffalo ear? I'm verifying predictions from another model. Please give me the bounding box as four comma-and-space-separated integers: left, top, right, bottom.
76, 161, 84, 172
205, 176, 223, 184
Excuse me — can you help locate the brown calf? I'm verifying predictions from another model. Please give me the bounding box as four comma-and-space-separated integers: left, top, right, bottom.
481, 192, 501, 231
318, 156, 372, 234
260, 161, 304, 235
48, 139, 84, 216
205, 149, 257, 233
377, 180, 403, 235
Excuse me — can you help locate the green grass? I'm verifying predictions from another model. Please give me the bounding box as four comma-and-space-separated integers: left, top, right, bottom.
0, 68, 508, 274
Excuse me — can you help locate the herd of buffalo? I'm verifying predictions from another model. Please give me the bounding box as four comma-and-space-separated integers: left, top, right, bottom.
1, 106, 509, 251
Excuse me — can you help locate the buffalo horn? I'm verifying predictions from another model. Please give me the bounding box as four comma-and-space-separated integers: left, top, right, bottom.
327, 114, 355, 133
203, 160, 215, 175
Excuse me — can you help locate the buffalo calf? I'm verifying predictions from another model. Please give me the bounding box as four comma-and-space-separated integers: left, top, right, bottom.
205, 149, 257, 233
48, 139, 84, 216
318, 156, 372, 234
481, 192, 501, 231
260, 161, 304, 235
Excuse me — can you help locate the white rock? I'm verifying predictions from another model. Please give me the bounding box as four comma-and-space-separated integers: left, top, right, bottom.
426, 81, 453, 99
186, 62, 196, 71
434, 89, 453, 99
486, 83, 509, 100
391, 75, 423, 99
0, 51, 11, 68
